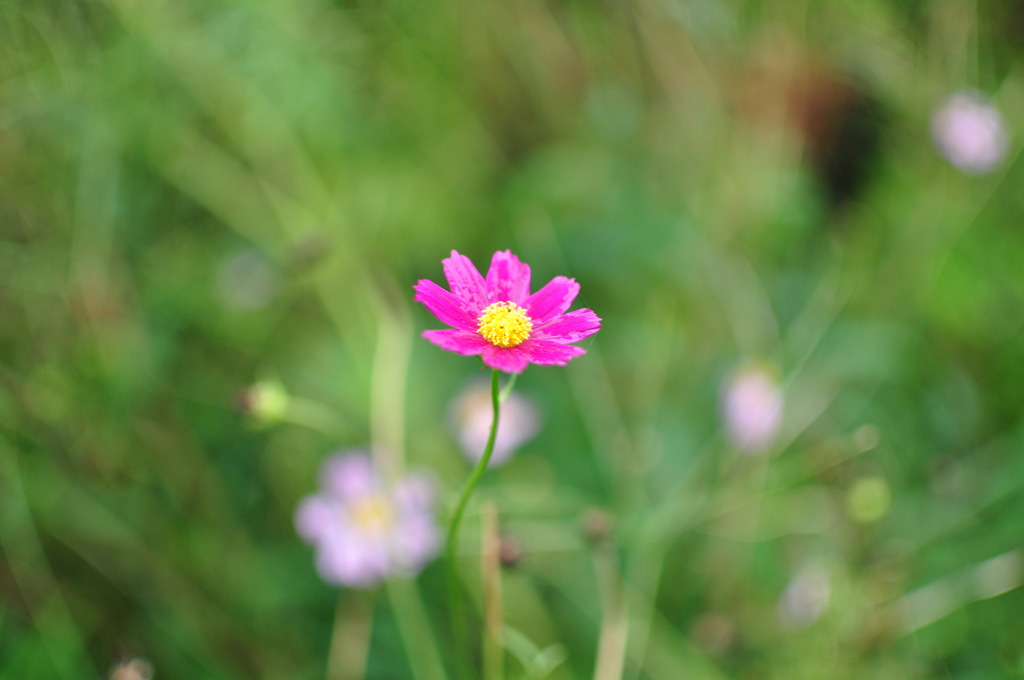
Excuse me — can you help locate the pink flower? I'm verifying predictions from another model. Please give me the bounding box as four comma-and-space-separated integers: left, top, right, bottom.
931, 91, 1009, 175
295, 452, 439, 588
721, 364, 784, 453
414, 250, 601, 374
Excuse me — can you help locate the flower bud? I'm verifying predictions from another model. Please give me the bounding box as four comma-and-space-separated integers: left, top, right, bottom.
236, 379, 290, 427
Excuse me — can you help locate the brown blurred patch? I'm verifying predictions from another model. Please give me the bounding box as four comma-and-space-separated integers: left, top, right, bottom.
733, 31, 883, 211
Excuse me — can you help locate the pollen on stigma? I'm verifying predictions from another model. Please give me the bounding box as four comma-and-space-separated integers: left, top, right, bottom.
477, 301, 533, 348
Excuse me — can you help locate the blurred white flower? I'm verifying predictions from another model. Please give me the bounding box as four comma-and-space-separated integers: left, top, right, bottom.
778, 561, 831, 628
931, 91, 1009, 175
449, 379, 541, 467
108, 658, 153, 680
216, 249, 281, 310
721, 364, 783, 454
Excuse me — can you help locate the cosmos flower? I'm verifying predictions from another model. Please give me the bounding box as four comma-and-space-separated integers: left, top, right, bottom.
449, 378, 541, 467
721, 364, 784, 454
295, 452, 439, 588
931, 91, 1009, 175
414, 250, 601, 374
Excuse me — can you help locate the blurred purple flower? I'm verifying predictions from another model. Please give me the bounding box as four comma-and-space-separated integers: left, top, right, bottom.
721, 364, 783, 453
414, 250, 601, 373
449, 378, 541, 467
931, 91, 1009, 175
295, 452, 439, 588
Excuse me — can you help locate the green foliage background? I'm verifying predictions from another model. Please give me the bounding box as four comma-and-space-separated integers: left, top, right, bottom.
1, 0, 1022, 678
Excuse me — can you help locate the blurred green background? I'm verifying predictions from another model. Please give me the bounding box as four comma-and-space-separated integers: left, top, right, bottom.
2, 0, 1023, 678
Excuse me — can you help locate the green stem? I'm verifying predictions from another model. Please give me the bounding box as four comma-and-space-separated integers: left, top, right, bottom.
445, 368, 503, 678
326, 590, 373, 680
498, 372, 518, 403
388, 579, 451, 680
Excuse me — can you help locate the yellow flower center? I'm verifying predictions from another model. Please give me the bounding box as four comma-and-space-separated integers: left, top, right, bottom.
477, 301, 533, 348
349, 495, 394, 533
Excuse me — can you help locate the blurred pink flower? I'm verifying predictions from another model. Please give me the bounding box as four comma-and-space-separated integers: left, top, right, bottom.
778, 561, 831, 628
931, 91, 1009, 174
449, 379, 541, 467
414, 250, 601, 373
721, 364, 784, 453
295, 452, 439, 588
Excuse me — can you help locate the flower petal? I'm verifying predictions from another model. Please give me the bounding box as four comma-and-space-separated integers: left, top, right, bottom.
392, 475, 436, 512
482, 345, 531, 373
518, 338, 587, 366
423, 329, 489, 356
485, 250, 531, 304
317, 530, 390, 587
391, 515, 440, 569
295, 496, 335, 542
321, 453, 378, 498
524, 276, 580, 324
414, 279, 478, 331
535, 308, 602, 343
443, 250, 488, 313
